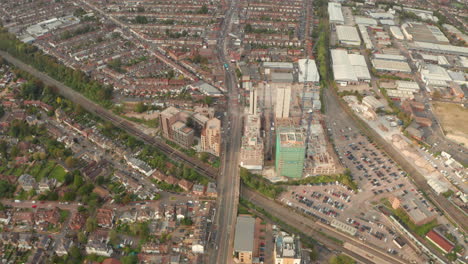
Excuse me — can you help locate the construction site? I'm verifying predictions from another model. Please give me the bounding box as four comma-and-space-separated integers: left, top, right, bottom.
240, 59, 342, 181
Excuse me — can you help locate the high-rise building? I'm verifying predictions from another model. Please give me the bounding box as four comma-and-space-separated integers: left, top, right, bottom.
275, 86, 291, 118
240, 115, 264, 170
249, 88, 257, 115
201, 118, 221, 157
171, 121, 194, 149
275, 127, 305, 178
160, 106, 182, 139
274, 232, 302, 264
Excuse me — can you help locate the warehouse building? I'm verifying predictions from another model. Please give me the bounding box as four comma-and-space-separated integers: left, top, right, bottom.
298, 59, 320, 83
358, 25, 373, 50
372, 59, 411, 73
373, 54, 407, 62
331, 49, 371, 86
408, 41, 468, 56
420, 64, 452, 85
355, 17, 377, 26
336, 25, 361, 46
233, 215, 256, 264
328, 2, 344, 25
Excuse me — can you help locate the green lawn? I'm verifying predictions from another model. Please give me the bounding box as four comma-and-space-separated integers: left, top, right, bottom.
28, 163, 43, 177
36, 161, 56, 180
49, 165, 67, 182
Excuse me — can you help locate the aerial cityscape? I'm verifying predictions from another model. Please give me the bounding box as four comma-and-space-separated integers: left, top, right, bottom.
0, 0, 466, 263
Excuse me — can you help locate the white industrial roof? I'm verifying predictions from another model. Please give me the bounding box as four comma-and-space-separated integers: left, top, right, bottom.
355, 16, 377, 26
373, 54, 406, 61
328, 2, 344, 24
396, 81, 420, 92
380, 19, 395, 26
369, 12, 394, 20
332, 49, 371, 81
421, 64, 452, 82
336, 25, 361, 44
372, 59, 411, 73
298, 59, 320, 83
409, 41, 468, 56
263, 62, 294, 69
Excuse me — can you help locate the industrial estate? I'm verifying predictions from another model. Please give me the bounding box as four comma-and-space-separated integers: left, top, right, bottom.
0, 0, 467, 263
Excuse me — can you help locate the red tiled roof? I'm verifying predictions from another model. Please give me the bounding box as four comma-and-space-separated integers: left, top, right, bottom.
102, 258, 121, 264
426, 230, 454, 253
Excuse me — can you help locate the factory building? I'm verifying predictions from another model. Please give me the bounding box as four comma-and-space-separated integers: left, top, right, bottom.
331, 49, 371, 86
336, 25, 362, 46
298, 59, 320, 83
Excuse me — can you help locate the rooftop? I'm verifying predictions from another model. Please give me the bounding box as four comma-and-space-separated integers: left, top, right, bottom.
233, 215, 255, 252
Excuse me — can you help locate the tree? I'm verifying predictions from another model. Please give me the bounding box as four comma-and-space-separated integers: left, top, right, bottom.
73, 173, 84, 188
135, 15, 148, 24
198, 5, 208, 14
245, 24, 253, 33
109, 229, 119, 245
0, 180, 15, 198
65, 156, 77, 168
121, 255, 138, 264
86, 217, 97, 232
135, 102, 147, 113
0, 105, 4, 118
329, 255, 356, 264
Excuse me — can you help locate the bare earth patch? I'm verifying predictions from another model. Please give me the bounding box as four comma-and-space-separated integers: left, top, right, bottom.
433, 102, 468, 146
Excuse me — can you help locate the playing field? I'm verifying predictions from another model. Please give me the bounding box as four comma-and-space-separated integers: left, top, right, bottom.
433, 102, 468, 146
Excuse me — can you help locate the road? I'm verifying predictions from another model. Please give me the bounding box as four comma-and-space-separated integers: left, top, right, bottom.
242, 187, 408, 264
0, 51, 218, 180
324, 86, 468, 233
210, 0, 242, 263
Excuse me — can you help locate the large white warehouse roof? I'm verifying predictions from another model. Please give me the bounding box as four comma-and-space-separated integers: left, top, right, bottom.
298, 59, 320, 83
328, 2, 344, 24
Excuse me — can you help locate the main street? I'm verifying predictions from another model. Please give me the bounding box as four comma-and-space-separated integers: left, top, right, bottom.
210, 0, 242, 262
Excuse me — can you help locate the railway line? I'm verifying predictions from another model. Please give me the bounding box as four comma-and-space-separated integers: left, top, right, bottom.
0, 51, 218, 180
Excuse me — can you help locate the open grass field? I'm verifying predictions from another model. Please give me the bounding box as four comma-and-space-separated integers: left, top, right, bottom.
433, 102, 468, 146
